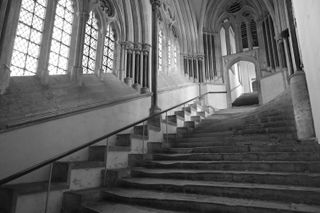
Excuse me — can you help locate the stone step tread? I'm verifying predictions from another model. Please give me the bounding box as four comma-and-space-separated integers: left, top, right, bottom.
155, 152, 318, 157
148, 160, 320, 164
103, 188, 320, 213
168, 144, 316, 149
132, 167, 320, 177
84, 201, 182, 213
122, 178, 320, 193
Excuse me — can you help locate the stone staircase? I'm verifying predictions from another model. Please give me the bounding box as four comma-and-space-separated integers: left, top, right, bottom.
0, 101, 210, 213
2, 93, 320, 213
82, 97, 320, 212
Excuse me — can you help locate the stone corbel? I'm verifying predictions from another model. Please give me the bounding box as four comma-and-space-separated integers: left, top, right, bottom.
0, 64, 11, 95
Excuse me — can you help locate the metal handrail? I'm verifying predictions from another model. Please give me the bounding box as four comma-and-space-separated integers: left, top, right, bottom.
0, 92, 210, 186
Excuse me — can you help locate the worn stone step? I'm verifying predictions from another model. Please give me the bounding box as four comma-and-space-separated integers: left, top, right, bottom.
190, 116, 202, 123
152, 152, 320, 161
83, 201, 182, 213
175, 111, 187, 119
134, 125, 149, 137
166, 115, 184, 124
52, 161, 105, 190
166, 144, 319, 154
142, 160, 320, 173
120, 178, 320, 205
172, 137, 298, 146
186, 132, 296, 140
131, 168, 320, 187
184, 121, 196, 129
62, 187, 104, 213
237, 127, 296, 135
172, 140, 299, 148
102, 188, 320, 213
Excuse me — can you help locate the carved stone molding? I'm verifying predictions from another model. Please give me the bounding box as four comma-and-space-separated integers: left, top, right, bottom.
222, 49, 259, 70
99, 0, 115, 17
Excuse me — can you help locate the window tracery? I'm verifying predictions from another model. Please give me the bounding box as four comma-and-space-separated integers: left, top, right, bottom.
82, 11, 99, 74
10, 0, 47, 76
102, 24, 115, 73
48, 0, 74, 75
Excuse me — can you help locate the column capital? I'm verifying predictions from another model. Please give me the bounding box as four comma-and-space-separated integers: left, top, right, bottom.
150, 0, 161, 9
281, 29, 290, 39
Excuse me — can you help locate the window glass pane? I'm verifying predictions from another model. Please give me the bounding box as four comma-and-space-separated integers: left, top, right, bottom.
10, 0, 47, 76
82, 11, 99, 74
48, 0, 74, 75
102, 25, 115, 73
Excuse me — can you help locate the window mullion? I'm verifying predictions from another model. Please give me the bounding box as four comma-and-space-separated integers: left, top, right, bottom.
37, 0, 57, 83
95, 23, 104, 77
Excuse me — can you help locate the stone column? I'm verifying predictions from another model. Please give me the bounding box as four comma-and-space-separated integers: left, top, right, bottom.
149, 0, 161, 124
225, 25, 231, 55
132, 44, 141, 90
263, 21, 274, 70
194, 58, 198, 82
141, 44, 150, 94
71, 11, 89, 86
256, 19, 267, 69
267, 17, 278, 70
281, 29, 294, 76
119, 42, 128, 81
124, 43, 133, 86
285, 0, 315, 140
289, 72, 315, 140
235, 22, 242, 53
246, 21, 253, 50
214, 32, 223, 80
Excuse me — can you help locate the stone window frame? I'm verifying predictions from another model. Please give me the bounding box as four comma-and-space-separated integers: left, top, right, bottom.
0, 0, 120, 94
158, 20, 180, 75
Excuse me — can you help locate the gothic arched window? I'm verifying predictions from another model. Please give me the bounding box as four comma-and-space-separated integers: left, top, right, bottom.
10, 0, 48, 76
102, 25, 115, 73
229, 27, 236, 54
48, 0, 74, 75
250, 19, 259, 47
241, 22, 248, 49
220, 27, 227, 56
82, 11, 99, 74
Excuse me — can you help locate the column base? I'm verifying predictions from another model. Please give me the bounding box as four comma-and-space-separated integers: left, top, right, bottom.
71, 66, 84, 86
140, 87, 150, 94
124, 77, 133, 86
132, 83, 141, 91
289, 71, 315, 140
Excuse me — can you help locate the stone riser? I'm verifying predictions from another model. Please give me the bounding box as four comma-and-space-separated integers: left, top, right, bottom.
143, 161, 320, 173
171, 139, 299, 147
166, 145, 319, 154
171, 141, 304, 148
185, 132, 296, 140
152, 152, 320, 161
120, 179, 320, 205
131, 170, 320, 187
102, 190, 314, 213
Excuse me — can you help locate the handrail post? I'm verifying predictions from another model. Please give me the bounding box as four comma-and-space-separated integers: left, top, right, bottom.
142, 121, 145, 153
103, 138, 109, 186
165, 111, 168, 144
44, 163, 53, 213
